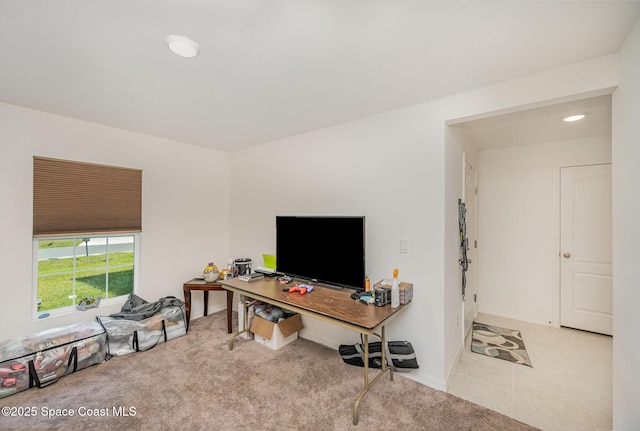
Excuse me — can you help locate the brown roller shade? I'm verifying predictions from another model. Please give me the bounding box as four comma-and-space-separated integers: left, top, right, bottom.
33, 156, 142, 237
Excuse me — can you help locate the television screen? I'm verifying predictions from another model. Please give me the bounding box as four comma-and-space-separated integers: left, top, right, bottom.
276, 216, 365, 290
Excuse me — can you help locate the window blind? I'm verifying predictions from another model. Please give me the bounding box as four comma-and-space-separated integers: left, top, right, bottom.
33, 156, 142, 237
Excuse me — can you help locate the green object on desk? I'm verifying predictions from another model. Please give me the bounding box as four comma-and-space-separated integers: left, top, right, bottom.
262, 254, 276, 269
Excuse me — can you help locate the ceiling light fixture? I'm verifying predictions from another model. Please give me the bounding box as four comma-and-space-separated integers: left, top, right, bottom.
563, 114, 586, 122
165, 35, 199, 58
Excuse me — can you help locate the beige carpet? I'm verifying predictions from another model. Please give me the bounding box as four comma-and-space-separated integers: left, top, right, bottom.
0, 310, 538, 431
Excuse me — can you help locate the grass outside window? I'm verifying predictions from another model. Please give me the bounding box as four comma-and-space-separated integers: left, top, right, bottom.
36, 236, 136, 312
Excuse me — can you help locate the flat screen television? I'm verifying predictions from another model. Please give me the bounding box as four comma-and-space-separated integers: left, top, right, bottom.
276, 216, 365, 291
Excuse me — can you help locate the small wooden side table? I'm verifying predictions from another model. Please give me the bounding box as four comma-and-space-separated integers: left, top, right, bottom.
183, 279, 233, 333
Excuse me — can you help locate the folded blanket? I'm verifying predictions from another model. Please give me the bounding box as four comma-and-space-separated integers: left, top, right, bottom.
109, 294, 184, 321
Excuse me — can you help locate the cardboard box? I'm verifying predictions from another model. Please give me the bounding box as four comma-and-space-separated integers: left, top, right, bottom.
374, 280, 413, 305
250, 314, 303, 350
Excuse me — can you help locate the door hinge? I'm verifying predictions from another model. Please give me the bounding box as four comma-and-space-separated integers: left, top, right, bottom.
474, 240, 477, 249
474, 294, 477, 302
475, 186, 478, 195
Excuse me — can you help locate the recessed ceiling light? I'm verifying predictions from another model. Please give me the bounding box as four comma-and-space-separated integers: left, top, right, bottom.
165, 35, 199, 58
563, 114, 586, 122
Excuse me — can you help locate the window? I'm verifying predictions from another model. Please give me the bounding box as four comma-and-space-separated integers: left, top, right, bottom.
33, 157, 142, 315
35, 234, 139, 313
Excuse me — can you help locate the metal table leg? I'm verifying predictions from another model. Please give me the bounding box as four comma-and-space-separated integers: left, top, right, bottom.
229, 294, 250, 350
352, 325, 392, 425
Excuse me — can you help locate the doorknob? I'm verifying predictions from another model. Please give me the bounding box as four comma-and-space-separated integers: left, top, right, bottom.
467, 259, 472, 264
562, 252, 571, 259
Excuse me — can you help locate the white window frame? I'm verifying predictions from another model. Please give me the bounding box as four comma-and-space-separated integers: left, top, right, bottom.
32, 233, 141, 318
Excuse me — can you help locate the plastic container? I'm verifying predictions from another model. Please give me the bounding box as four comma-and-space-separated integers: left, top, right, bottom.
391, 268, 400, 308
226, 259, 234, 277
234, 258, 252, 276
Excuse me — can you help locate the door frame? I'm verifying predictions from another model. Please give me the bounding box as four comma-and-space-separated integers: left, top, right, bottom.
462, 153, 478, 339
552, 162, 612, 329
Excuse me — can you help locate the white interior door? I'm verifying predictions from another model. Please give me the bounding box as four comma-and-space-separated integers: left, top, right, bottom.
560, 164, 612, 335
463, 158, 477, 337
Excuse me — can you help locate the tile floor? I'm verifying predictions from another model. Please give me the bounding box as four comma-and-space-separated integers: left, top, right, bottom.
447, 313, 612, 431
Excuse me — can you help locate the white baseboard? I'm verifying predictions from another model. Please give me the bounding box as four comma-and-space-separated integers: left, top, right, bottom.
444, 339, 466, 392
400, 370, 447, 392
477, 307, 553, 327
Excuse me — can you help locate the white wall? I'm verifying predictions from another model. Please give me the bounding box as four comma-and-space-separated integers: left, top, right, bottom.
0, 102, 230, 340
444, 54, 619, 124
476, 137, 611, 325
229, 103, 449, 389
612, 17, 640, 431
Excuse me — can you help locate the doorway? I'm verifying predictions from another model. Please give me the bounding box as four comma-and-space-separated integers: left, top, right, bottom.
451, 94, 612, 327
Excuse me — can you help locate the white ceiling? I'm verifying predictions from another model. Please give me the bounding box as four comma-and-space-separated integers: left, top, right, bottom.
455, 95, 612, 151
0, 1, 638, 152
